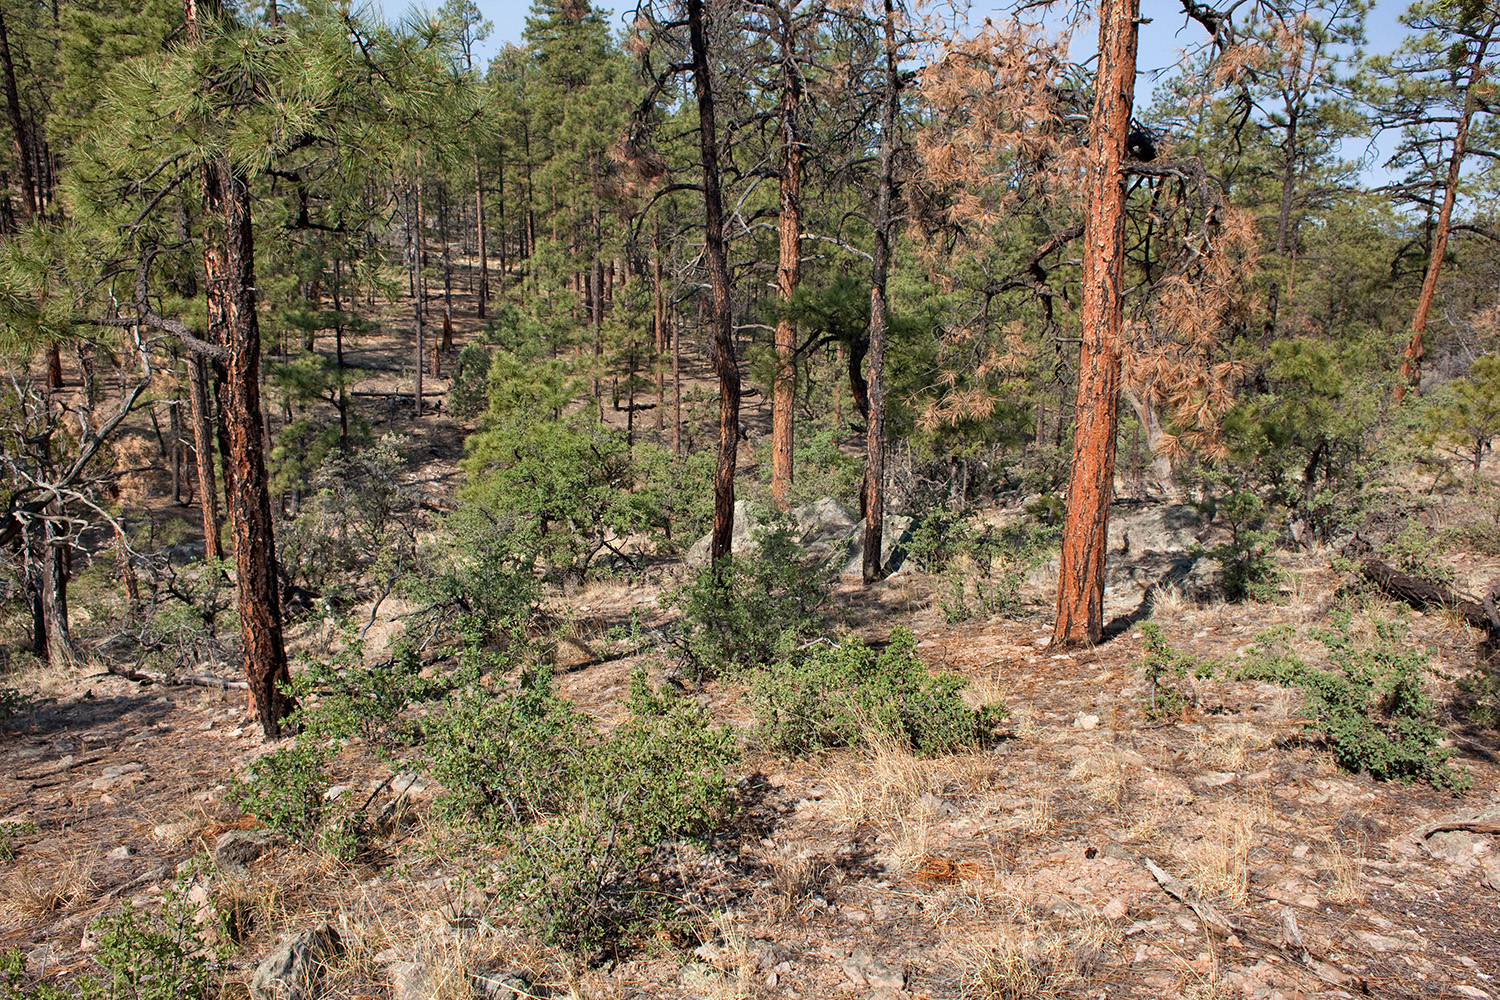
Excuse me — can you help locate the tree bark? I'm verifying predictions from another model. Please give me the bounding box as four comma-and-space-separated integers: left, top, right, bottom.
0, 0, 36, 219
187, 353, 222, 559
771, 1, 803, 506
1394, 17, 1495, 403
206, 159, 292, 737
863, 0, 899, 586
474, 152, 488, 318
412, 175, 425, 417
689, 0, 741, 567
1052, 0, 1139, 648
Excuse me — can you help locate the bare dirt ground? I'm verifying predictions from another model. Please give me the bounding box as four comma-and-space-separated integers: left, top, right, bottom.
3, 271, 1500, 999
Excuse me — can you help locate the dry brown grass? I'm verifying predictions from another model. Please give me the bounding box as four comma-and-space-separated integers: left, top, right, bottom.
11, 852, 97, 918
1067, 749, 1126, 809
829, 735, 989, 829
964, 920, 1116, 1000
1185, 803, 1265, 910
1320, 839, 1366, 905
1012, 795, 1053, 837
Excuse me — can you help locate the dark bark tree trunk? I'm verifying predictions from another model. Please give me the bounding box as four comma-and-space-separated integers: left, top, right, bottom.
1394, 19, 1496, 403
0, 1, 36, 219
412, 175, 425, 418
689, 0, 741, 567
187, 353, 222, 559
474, 152, 488, 318
206, 160, 292, 737
863, 0, 899, 585
1052, 0, 1139, 648
771, 1, 803, 506
40, 504, 72, 670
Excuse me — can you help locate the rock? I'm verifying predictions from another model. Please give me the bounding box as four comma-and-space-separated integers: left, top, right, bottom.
100, 763, 144, 779
1424, 831, 1491, 863
1483, 868, 1500, 892
390, 773, 427, 796
1452, 986, 1491, 1000
215, 829, 284, 872
250, 924, 342, 1000
682, 498, 912, 575
107, 845, 135, 861
323, 785, 355, 802
388, 961, 430, 1000
1351, 930, 1420, 953
1194, 771, 1237, 788
862, 959, 906, 990
473, 968, 542, 999
1074, 713, 1100, 731
1102, 898, 1129, 920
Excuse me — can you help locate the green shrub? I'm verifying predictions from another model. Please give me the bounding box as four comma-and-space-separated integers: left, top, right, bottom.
0, 820, 37, 862
1193, 490, 1282, 603
666, 520, 830, 679
908, 507, 1059, 623
1, 885, 222, 999
427, 667, 738, 956
750, 627, 1002, 755
1137, 623, 1217, 720
228, 739, 332, 844
1233, 616, 1468, 791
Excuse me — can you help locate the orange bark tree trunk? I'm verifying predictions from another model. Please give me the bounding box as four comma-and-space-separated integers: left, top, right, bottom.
207, 160, 292, 737
1393, 17, 1496, 403
1051, 0, 1139, 648
770, 1, 804, 507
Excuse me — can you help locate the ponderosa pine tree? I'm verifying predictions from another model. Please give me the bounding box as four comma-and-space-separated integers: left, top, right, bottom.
1371, 0, 1500, 402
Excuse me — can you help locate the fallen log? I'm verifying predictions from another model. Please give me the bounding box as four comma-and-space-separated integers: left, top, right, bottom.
1359, 559, 1498, 635
107, 664, 248, 690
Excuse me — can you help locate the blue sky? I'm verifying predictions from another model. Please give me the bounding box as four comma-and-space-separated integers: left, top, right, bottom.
468, 0, 1416, 175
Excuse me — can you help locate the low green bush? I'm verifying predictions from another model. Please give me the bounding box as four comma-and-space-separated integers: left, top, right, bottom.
666, 519, 830, 679
1232, 616, 1468, 791
427, 666, 738, 956
750, 627, 1003, 755
1138, 623, 1218, 720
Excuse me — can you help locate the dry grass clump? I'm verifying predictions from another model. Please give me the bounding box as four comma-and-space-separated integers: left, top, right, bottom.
1013, 796, 1053, 836
1149, 585, 1191, 621
1320, 839, 1365, 905
964, 920, 1115, 1000
829, 734, 988, 829
1185, 805, 1264, 910
1067, 750, 1126, 809
12, 853, 97, 918
763, 850, 843, 922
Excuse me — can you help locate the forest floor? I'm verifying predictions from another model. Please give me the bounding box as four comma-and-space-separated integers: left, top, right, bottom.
3, 272, 1500, 999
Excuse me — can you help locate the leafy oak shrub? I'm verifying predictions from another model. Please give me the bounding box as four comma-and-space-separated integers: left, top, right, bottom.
666, 520, 830, 680
1232, 615, 1468, 791
426, 666, 738, 956
750, 627, 1003, 755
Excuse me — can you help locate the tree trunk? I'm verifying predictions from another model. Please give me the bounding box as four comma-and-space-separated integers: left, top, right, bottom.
206, 159, 292, 737
863, 0, 899, 586
1393, 21, 1495, 403
0, 1, 36, 219
187, 353, 222, 559
1052, 0, 1139, 648
412, 175, 425, 418
689, 0, 740, 567
40, 504, 72, 671
474, 152, 488, 318
771, 2, 803, 506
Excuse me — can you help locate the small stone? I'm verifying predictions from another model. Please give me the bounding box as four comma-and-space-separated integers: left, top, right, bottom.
323, 785, 355, 802
1483, 869, 1500, 892
391, 772, 426, 795
472, 968, 539, 999
107, 846, 135, 861
1452, 987, 1491, 1000
1074, 714, 1100, 731
388, 961, 431, 1000
1292, 844, 1309, 860
372, 948, 401, 964
1102, 898, 1129, 920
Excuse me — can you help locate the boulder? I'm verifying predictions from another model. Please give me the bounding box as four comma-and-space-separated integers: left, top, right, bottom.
684, 498, 911, 576
214, 829, 284, 873
250, 924, 342, 1000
